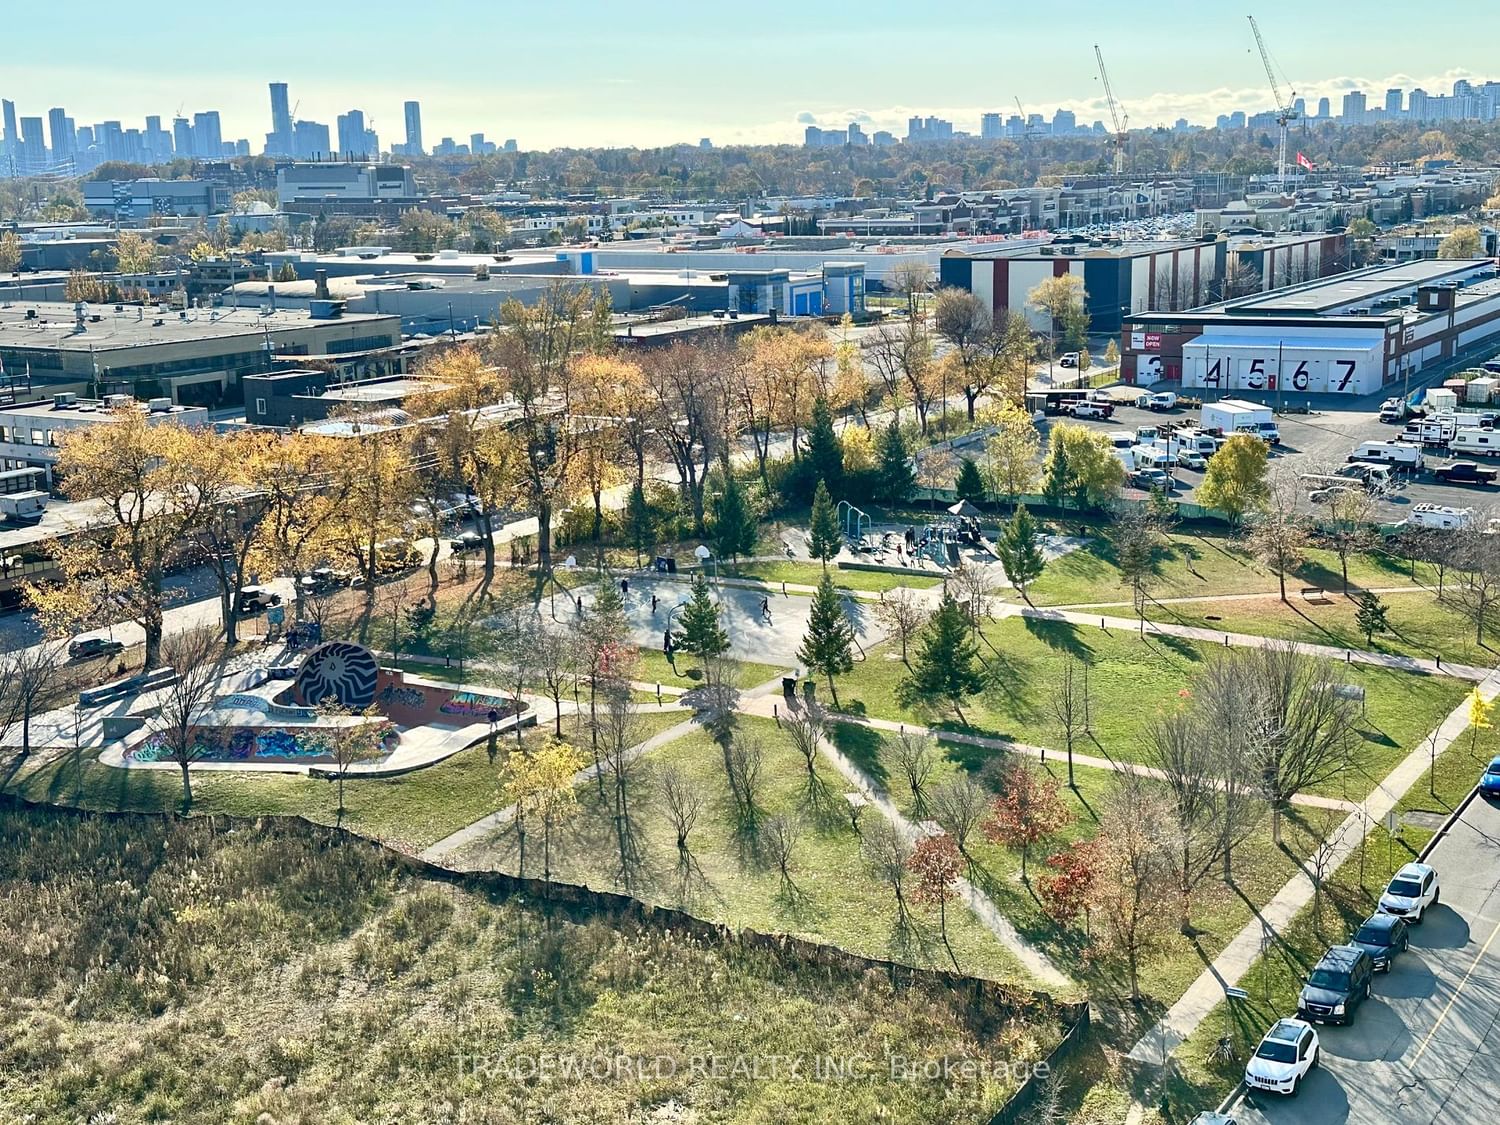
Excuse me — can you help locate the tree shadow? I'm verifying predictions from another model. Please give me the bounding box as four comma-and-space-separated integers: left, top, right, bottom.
828, 721, 887, 786
1021, 617, 1097, 663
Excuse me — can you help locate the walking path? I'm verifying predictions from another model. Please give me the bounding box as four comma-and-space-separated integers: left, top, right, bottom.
1125, 663, 1500, 1064
1052, 583, 1435, 613
739, 699, 1356, 814
800, 707, 1071, 991
993, 602, 1490, 683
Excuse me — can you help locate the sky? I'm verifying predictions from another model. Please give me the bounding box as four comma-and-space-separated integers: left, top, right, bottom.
5, 0, 1497, 151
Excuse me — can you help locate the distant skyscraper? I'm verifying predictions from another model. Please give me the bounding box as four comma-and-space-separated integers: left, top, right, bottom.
192, 111, 222, 158
698, 137, 712, 150
980, 112, 1003, 140
403, 100, 424, 156
173, 116, 193, 158
1292, 97, 1306, 117
1409, 88, 1430, 122
1341, 90, 1367, 124
18, 117, 45, 173
337, 110, 365, 157
293, 119, 331, 159
847, 122, 867, 146
503, 138, 517, 153
1, 99, 16, 168
1228, 111, 1246, 129
1385, 88, 1403, 117
266, 82, 294, 155
1053, 108, 1076, 134
1317, 96, 1331, 118
46, 107, 73, 164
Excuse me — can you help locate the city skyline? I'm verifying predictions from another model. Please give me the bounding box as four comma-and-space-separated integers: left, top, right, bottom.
3, 0, 1499, 152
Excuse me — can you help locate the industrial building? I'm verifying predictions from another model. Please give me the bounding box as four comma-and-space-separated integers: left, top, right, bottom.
0, 393, 209, 485
1121, 258, 1500, 397
275, 162, 419, 215
940, 235, 1228, 335
0, 301, 401, 407
82, 178, 229, 220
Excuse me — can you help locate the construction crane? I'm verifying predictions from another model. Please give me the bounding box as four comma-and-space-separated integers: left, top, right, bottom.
1248, 14, 1299, 193
1094, 45, 1128, 174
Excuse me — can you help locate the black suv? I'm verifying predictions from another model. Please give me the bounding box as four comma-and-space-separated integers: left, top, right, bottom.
1298, 945, 1374, 1024
1349, 912, 1410, 972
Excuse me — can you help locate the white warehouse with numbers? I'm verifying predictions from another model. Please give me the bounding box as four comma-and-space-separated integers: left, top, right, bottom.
1121, 259, 1500, 398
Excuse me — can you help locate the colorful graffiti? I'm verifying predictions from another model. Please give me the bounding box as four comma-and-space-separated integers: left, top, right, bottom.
377, 683, 427, 709
126, 722, 396, 766
440, 691, 519, 719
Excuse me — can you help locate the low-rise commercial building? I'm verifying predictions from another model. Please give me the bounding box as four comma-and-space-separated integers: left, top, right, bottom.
1122, 258, 1500, 397
82, 178, 230, 220
0, 301, 401, 407
276, 162, 419, 216
0, 393, 209, 486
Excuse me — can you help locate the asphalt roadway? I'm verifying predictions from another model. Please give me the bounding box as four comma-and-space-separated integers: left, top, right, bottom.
1233, 791, 1500, 1124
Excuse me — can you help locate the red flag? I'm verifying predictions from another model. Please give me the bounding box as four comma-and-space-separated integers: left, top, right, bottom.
1296, 151, 1315, 171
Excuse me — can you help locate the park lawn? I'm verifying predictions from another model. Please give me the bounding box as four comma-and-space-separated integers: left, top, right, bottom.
0, 711, 687, 854
1024, 530, 1430, 608
1143, 586, 1489, 667
1166, 719, 1494, 1113
832, 724, 1349, 1013
454, 718, 1051, 991
633, 646, 788, 691
832, 617, 1466, 802
723, 560, 943, 595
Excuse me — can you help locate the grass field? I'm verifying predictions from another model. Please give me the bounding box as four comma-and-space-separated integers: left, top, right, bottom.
1024, 530, 1431, 609
454, 717, 1053, 991
0, 710, 686, 854
832, 616, 1467, 801
1143, 585, 1490, 666
0, 808, 1052, 1124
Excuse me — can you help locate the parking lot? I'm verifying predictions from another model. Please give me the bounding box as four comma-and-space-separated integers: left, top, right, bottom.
1233, 794, 1500, 1125
1070, 391, 1500, 522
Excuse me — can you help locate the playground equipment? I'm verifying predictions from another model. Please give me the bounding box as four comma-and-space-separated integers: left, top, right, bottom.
835, 500, 871, 546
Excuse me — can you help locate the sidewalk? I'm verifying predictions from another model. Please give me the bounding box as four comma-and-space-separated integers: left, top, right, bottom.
1125, 664, 1500, 1064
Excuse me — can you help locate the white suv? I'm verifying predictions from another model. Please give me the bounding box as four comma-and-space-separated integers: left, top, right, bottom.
1379, 861, 1440, 923
1245, 1018, 1319, 1097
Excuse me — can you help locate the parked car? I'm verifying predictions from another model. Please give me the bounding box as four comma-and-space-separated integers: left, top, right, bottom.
1309, 485, 1359, 504
451, 530, 487, 553
1379, 861, 1440, 922
1434, 460, 1499, 485
1379, 397, 1410, 423
1142, 391, 1178, 412
235, 586, 282, 613
68, 636, 125, 661
1244, 1018, 1319, 1097
1481, 754, 1500, 798
300, 566, 351, 593
1058, 352, 1080, 368
1297, 945, 1374, 1025
1349, 911, 1410, 972
1069, 401, 1113, 420
1131, 468, 1172, 491
1176, 449, 1207, 471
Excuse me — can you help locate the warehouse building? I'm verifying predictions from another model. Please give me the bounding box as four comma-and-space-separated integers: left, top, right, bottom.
0, 301, 401, 407
1121, 258, 1500, 397
939, 235, 1228, 336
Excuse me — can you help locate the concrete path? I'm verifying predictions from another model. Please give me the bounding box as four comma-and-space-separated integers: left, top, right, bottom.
1052, 583, 1435, 613
794, 702, 1072, 991
995, 602, 1491, 683
739, 698, 1357, 815
1125, 664, 1500, 1064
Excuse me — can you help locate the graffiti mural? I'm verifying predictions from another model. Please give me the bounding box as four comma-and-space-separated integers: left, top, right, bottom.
440, 691, 518, 719
126, 722, 396, 766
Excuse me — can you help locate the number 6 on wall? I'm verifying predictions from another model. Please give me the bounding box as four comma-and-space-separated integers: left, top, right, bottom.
1292, 360, 1310, 391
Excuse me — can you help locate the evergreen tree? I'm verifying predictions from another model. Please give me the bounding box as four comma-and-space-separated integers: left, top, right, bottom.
954, 458, 986, 504
995, 504, 1046, 604
797, 571, 856, 707
1041, 440, 1070, 511
875, 421, 915, 506
674, 573, 729, 662
625, 482, 653, 566
714, 472, 757, 566
899, 591, 986, 724
808, 479, 843, 565
803, 396, 844, 500
1355, 591, 1390, 645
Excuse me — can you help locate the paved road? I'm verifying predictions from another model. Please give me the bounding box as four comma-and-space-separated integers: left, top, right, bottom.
1234, 792, 1500, 1124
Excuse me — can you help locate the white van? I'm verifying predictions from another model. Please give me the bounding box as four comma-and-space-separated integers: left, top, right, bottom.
1449, 429, 1500, 457
1348, 441, 1423, 469
1132, 444, 1175, 469
1403, 503, 1475, 531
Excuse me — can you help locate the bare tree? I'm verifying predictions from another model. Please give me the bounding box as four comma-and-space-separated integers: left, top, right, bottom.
949, 560, 998, 632
724, 731, 766, 831
1245, 473, 1310, 604
658, 765, 706, 863
1307, 809, 1349, 938
1321, 487, 1378, 596
316, 702, 390, 822
763, 814, 802, 897
0, 636, 69, 759
930, 772, 988, 861
1451, 525, 1500, 646
150, 625, 227, 811
490, 603, 540, 748
1114, 507, 1163, 635
1196, 643, 1359, 843
534, 623, 578, 739
1090, 775, 1175, 1002
892, 729, 937, 816
861, 817, 914, 928
876, 588, 929, 665
598, 686, 647, 886
1050, 655, 1087, 787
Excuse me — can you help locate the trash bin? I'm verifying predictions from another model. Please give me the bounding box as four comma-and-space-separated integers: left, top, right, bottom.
665, 556, 677, 574
802, 680, 817, 703
782, 676, 797, 698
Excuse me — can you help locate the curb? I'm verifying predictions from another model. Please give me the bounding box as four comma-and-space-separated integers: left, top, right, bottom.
1417, 782, 1483, 862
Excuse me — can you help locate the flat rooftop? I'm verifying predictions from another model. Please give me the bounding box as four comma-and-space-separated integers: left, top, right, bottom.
1226, 259, 1487, 315
0, 302, 398, 353
318, 377, 441, 402
615, 312, 772, 338
0, 397, 207, 423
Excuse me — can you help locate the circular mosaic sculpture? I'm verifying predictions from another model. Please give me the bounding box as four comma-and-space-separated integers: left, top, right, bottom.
293, 641, 379, 709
